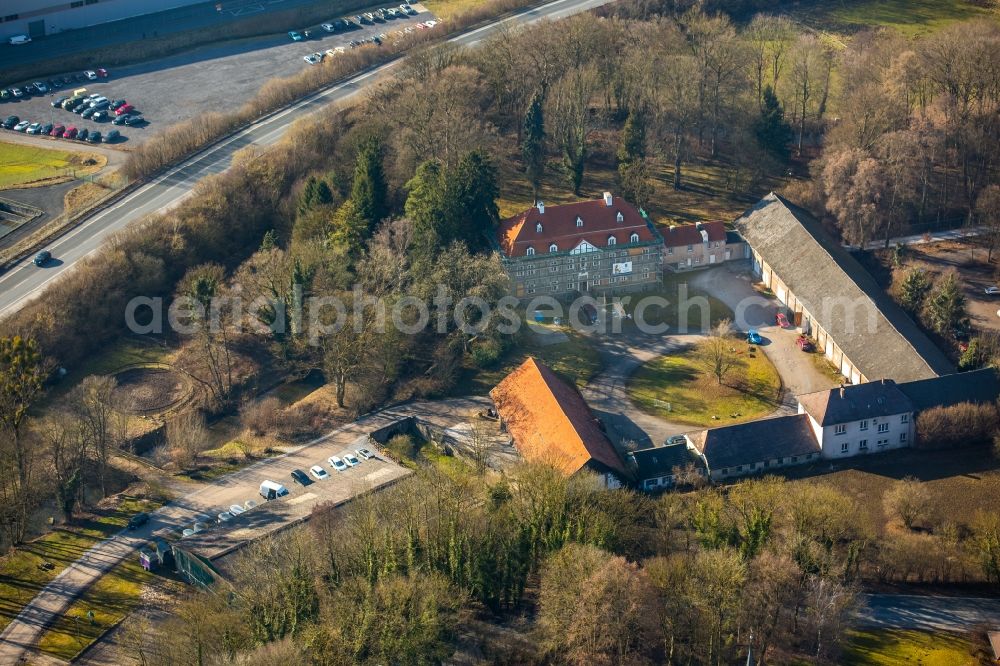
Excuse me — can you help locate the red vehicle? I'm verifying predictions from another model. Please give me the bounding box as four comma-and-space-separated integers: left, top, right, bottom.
49, 124, 65, 137
796, 335, 814, 352
62, 126, 77, 139
96, 67, 109, 78
776, 312, 790, 328
115, 103, 134, 116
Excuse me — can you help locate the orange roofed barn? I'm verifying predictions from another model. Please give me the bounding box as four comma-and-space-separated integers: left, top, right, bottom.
489, 358, 627, 488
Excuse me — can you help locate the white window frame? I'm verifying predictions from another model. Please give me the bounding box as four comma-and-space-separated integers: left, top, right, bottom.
630, 232, 640, 243
859, 420, 868, 431
526, 247, 535, 256
840, 442, 849, 453
877, 423, 889, 433
549, 243, 558, 253
835, 424, 846, 435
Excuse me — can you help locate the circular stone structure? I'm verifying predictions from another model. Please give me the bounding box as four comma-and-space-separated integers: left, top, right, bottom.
111, 366, 191, 414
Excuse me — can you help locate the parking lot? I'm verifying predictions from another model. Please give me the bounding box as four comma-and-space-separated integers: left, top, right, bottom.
0, 3, 437, 147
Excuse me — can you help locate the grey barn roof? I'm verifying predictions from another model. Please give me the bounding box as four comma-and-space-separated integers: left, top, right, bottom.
689, 414, 820, 471
798, 380, 914, 426
735, 193, 953, 383
628, 444, 700, 480
897, 368, 1000, 413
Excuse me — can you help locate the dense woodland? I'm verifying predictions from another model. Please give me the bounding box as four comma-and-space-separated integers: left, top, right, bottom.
1, 1, 1000, 662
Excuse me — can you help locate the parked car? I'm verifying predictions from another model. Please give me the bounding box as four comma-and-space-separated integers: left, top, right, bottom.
96, 67, 109, 78
356, 448, 375, 460
40, 122, 53, 135
25, 122, 41, 134
103, 129, 120, 142
110, 99, 126, 110
0, 89, 11, 101
746, 329, 762, 345
127, 512, 150, 530
244, 499, 258, 510
112, 113, 129, 125
13, 120, 29, 132
796, 335, 815, 352
288, 30, 304, 41
775, 312, 790, 328
11, 87, 23, 98
303, 53, 322, 65
309, 465, 330, 480
77, 128, 89, 141
229, 504, 246, 516
344, 453, 360, 467
124, 114, 145, 126
321, 22, 336, 32
290, 468, 313, 485
86, 131, 101, 143
33, 250, 51, 266
93, 110, 110, 122
84, 70, 98, 80
33, 81, 48, 93
62, 126, 77, 138
50, 123, 64, 136
985, 286, 1000, 296
217, 511, 234, 523
8, 34, 31, 45
51, 96, 68, 108
80, 106, 97, 119
328, 456, 347, 471
2, 115, 19, 129
88, 95, 108, 107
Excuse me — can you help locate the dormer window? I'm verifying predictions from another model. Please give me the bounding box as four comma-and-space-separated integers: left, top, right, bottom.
630, 232, 640, 243
616, 211, 624, 223
607, 236, 617, 246
536, 222, 543, 233
526, 246, 535, 256
549, 243, 558, 253
576, 216, 583, 227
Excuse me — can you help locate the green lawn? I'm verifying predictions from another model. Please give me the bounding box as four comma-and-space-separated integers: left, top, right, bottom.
842, 629, 982, 665
454, 326, 602, 396
0, 140, 105, 189
36, 558, 161, 661
628, 338, 782, 427
0, 495, 162, 634
789, 0, 997, 38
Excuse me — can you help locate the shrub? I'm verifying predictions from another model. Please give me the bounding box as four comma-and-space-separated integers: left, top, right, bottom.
915, 401, 1000, 449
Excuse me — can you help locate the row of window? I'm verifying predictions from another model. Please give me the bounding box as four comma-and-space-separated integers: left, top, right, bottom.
521, 272, 656, 293
833, 414, 908, 435
526, 233, 641, 256
840, 434, 906, 453
719, 452, 818, 476
665, 240, 724, 255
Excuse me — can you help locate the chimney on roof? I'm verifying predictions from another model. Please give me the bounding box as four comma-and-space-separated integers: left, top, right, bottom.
603, 192, 613, 207
536, 201, 544, 214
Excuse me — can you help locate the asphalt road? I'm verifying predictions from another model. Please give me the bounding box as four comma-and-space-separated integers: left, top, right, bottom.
0, 0, 614, 321
856, 593, 1000, 632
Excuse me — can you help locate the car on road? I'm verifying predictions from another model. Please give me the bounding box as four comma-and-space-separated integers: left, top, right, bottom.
103, 129, 120, 142
2, 115, 19, 128
87, 131, 101, 143
13, 120, 29, 132
62, 126, 78, 138
796, 335, 815, 352
8, 34, 31, 45
328, 456, 347, 471
356, 448, 375, 460
33, 250, 51, 266
746, 329, 762, 345
127, 512, 150, 530
229, 503, 247, 516
290, 468, 313, 485
115, 103, 134, 116
51, 96, 68, 108
309, 464, 330, 480
775, 312, 790, 328
303, 53, 322, 65
288, 30, 305, 41
344, 453, 360, 467
50, 124, 64, 136
986, 286, 1000, 296
84, 70, 98, 80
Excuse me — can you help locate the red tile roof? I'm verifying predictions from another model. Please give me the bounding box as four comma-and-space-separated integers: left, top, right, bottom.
497, 195, 655, 257
489, 358, 626, 477
662, 221, 727, 247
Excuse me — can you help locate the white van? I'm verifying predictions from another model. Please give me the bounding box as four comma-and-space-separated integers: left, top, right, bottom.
8, 35, 31, 46
259, 480, 289, 500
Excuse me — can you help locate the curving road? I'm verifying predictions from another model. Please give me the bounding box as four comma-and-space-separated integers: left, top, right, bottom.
0, 0, 614, 320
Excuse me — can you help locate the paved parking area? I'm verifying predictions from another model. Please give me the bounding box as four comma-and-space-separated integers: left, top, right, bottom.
0, 4, 436, 147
